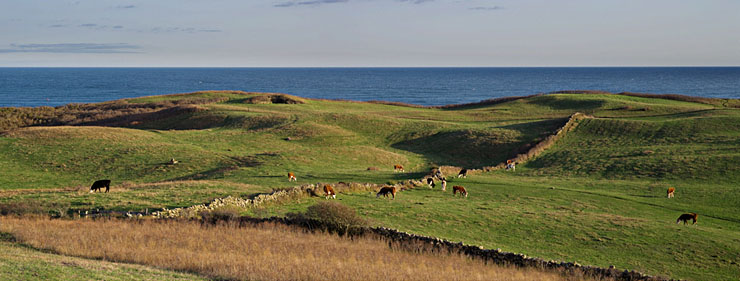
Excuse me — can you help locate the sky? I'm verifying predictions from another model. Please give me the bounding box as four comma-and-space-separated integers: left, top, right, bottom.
0, 0, 739, 67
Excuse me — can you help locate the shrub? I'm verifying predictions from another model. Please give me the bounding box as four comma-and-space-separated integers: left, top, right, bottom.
0, 201, 46, 216
243, 94, 304, 104
0, 201, 69, 217
200, 205, 242, 223
302, 201, 368, 234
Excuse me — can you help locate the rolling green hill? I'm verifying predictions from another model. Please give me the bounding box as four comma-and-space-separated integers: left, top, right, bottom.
1, 91, 739, 280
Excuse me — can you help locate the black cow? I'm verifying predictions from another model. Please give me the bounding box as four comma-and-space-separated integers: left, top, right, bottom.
457, 168, 468, 178
90, 179, 111, 193
426, 177, 435, 188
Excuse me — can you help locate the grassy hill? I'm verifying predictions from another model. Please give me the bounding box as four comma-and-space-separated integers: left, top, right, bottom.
1, 91, 739, 280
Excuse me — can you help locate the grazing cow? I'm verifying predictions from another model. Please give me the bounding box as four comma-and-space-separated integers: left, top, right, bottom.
89, 179, 111, 193
376, 186, 397, 199
506, 160, 516, 171
676, 213, 698, 225
667, 187, 675, 198
457, 168, 468, 178
288, 172, 297, 182
452, 185, 468, 198
323, 184, 336, 199
441, 178, 447, 191
393, 164, 405, 172
426, 178, 435, 188
434, 169, 444, 180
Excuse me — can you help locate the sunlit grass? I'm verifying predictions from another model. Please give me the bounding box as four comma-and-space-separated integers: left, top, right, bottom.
0, 217, 587, 281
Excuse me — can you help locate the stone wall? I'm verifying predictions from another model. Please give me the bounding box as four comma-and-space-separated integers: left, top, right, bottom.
154, 180, 424, 218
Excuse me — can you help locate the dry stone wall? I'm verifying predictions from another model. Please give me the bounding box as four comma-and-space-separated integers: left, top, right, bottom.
154, 180, 424, 218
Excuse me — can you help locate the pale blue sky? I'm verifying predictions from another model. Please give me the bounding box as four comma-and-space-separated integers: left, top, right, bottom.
1, 0, 738, 66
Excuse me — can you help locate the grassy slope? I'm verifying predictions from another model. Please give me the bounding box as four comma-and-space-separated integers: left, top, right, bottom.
1, 92, 739, 280
261, 174, 740, 280
0, 234, 205, 280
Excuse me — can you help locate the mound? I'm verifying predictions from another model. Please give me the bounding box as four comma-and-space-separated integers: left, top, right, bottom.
243, 94, 305, 104
394, 128, 525, 167
2, 126, 157, 141
527, 116, 740, 180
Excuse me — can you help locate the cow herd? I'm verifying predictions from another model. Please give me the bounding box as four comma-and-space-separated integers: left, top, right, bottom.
281, 167, 698, 226
88, 163, 697, 226
666, 187, 698, 225
284, 165, 473, 201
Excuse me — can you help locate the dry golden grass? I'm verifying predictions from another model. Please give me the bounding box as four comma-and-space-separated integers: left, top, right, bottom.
0, 217, 588, 281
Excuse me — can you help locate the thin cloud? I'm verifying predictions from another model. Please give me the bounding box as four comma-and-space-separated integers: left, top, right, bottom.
397, 0, 434, 4
54, 23, 216, 33
0, 43, 142, 54
146, 27, 222, 33
274, 0, 349, 7
116, 5, 136, 9
274, 0, 436, 8
469, 6, 504, 11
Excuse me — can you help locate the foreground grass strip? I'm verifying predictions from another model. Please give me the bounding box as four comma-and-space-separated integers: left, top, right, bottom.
0, 217, 593, 281
0, 235, 204, 281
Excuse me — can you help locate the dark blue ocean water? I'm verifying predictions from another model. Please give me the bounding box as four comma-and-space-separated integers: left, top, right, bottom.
1, 67, 738, 107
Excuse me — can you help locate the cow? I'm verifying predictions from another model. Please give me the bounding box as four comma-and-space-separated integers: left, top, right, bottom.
506, 160, 516, 171
288, 172, 297, 182
667, 187, 675, 198
426, 178, 435, 188
441, 178, 447, 191
435, 170, 444, 180
376, 186, 396, 199
90, 179, 111, 193
452, 185, 468, 198
323, 184, 336, 199
457, 168, 468, 178
393, 164, 404, 172
676, 213, 698, 225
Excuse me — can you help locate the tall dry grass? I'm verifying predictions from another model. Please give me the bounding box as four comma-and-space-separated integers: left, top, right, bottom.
0, 217, 589, 281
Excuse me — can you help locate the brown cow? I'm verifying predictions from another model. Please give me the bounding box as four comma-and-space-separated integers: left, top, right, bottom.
376, 186, 397, 199
323, 184, 336, 199
452, 185, 468, 198
393, 164, 404, 172
288, 172, 297, 182
676, 213, 698, 225
667, 187, 675, 198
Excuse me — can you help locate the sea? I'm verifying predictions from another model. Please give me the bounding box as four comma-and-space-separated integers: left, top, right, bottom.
1, 67, 738, 107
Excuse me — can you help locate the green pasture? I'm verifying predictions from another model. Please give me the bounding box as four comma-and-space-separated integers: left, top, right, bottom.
1, 91, 739, 280
261, 173, 740, 280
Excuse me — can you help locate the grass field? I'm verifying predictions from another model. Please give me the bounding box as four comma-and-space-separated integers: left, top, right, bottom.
1, 91, 739, 280
0, 232, 205, 280
0, 217, 580, 281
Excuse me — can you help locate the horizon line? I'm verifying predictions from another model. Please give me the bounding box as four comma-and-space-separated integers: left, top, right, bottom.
2, 65, 740, 68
